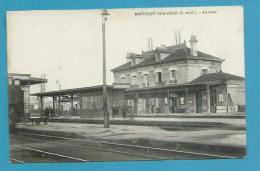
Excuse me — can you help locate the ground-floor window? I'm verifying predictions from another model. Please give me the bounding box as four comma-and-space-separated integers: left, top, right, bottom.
180, 96, 185, 105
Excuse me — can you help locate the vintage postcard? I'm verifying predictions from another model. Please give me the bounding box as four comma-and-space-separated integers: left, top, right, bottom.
6, 6, 246, 163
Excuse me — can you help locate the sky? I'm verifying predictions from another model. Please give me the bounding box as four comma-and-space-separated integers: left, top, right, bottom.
7, 6, 244, 93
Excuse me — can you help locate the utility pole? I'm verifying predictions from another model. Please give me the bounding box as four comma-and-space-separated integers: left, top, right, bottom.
101, 9, 110, 128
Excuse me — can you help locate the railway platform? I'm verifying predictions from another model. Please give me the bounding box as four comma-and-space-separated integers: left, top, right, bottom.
15, 120, 246, 157
47, 114, 245, 130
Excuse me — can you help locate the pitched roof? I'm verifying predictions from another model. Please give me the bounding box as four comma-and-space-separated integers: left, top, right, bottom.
189, 71, 244, 84
111, 45, 224, 72
111, 62, 132, 72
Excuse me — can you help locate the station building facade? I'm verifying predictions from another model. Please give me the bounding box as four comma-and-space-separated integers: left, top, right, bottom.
32, 35, 245, 118
111, 35, 245, 115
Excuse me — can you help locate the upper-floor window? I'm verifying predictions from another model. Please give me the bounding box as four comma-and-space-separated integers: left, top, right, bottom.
131, 75, 137, 85
14, 80, 20, 86
170, 70, 177, 80
143, 74, 149, 87
120, 76, 125, 83
156, 72, 162, 82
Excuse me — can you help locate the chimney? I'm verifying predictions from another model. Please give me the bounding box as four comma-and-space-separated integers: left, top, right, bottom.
189, 35, 198, 56
126, 53, 134, 62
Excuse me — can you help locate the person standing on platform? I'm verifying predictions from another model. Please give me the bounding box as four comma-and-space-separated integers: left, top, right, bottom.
44, 107, 50, 124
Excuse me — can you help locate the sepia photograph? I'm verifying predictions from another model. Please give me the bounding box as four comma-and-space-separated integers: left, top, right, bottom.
6, 6, 246, 163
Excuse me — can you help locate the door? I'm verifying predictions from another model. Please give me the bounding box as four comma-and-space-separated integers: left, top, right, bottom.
171, 97, 177, 113
196, 93, 202, 113
210, 89, 217, 113
133, 98, 138, 114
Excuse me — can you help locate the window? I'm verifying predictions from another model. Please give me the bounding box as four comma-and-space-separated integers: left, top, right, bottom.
120, 76, 125, 83
14, 80, 20, 86
143, 74, 149, 86
165, 98, 168, 104
170, 70, 177, 80
218, 94, 224, 102
180, 97, 185, 105
156, 72, 162, 82
155, 98, 159, 108
131, 76, 136, 85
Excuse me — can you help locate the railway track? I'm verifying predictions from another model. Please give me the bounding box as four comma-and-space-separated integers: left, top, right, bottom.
12, 144, 89, 162
11, 142, 90, 163
10, 132, 237, 162
10, 157, 25, 163
11, 135, 168, 161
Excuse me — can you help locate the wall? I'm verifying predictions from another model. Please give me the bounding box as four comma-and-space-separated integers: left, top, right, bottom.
79, 90, 126, 118
113, 59, 221, 88
227, 80, 246, 106
21, 85, 30, 114
79, 91, 111, 118
8, 85, 24, 119
214, 83, 245, 113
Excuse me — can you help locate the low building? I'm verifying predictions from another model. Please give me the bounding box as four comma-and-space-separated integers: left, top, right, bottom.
8, 73, 47, 120
123, 71, 245, 115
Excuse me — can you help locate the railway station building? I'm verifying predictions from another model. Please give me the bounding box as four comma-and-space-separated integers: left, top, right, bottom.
32, 35, 245, 118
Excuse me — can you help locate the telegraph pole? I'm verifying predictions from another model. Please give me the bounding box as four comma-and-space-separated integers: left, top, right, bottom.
101, 9, 110, 128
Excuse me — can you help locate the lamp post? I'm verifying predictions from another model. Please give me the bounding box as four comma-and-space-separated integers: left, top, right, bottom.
101, 9, 110, 128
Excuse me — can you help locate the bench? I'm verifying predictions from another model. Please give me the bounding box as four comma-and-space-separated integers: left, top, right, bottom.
30, 113, 48, 125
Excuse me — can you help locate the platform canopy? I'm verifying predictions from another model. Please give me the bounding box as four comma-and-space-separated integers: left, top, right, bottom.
190, 71, 244, 85
30, 85, 125, 97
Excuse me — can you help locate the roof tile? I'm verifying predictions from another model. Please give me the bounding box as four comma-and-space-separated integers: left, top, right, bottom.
111, 45, 224, 72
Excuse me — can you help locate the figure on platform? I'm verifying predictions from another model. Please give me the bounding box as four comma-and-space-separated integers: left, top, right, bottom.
50, 108, 55, 118
44, 107, 50, 124
122, 105, 128, 118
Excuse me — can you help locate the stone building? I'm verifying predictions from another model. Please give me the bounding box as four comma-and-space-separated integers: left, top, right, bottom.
32, 35, 245, 118
111, 35, 245, 115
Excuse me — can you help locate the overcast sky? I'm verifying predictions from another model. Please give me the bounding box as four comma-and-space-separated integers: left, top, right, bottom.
7, 6, 244, 93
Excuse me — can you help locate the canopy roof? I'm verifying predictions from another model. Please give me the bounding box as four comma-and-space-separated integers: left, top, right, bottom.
190, 71, 244, 85
31, 85, 124, 97
9, 73, 47, 85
